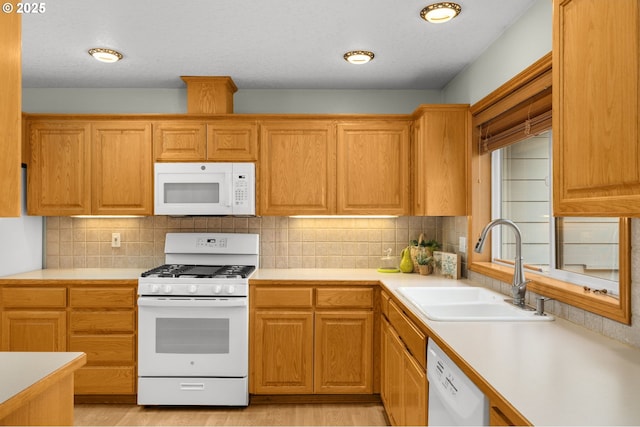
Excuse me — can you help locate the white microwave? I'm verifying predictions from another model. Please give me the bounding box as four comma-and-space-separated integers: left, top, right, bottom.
154, 163, 255, 216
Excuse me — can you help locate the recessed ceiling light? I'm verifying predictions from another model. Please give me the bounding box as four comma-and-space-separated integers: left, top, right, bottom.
343, 50, 375, 65
420, 2, 462, 24
88, 48, 123, 63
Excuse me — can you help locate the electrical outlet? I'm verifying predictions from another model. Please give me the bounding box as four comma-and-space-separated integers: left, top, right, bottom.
111, 232, 121, 248
459, 236, 467, 253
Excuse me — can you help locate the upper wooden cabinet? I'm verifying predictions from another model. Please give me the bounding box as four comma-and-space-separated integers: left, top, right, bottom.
553, 0, 640, 216
0, 10, 21, 217
259, 118, 410, 216
26, 118, 153, 216
260, 120, 337, 215
337, 121, 410, 215
27, 121, 92, 216
153, 121, 207, 161
412, 105, 469, 216
92, 122, 153, 215
153, 119, 258, 162
206, 120, 258, 161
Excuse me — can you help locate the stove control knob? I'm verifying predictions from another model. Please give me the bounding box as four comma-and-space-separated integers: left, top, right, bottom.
150, 284, 160, 294
188, 285, 198, 294
213, 285, 222, 295
225, 284, 236, 295
162, 284, 173, 294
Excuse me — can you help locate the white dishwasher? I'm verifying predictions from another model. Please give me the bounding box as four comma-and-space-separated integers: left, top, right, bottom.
427, 340, 489, 426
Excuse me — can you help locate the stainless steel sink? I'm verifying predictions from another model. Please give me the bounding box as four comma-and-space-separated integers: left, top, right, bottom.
397, 286, 554, 322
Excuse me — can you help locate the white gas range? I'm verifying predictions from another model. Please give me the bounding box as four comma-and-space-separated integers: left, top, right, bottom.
137, 232, 258, 406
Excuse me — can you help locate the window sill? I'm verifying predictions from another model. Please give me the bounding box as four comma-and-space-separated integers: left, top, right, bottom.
469, 261, 630, 324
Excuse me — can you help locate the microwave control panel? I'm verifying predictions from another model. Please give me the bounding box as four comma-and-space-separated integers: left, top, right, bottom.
234, 174, 250, 207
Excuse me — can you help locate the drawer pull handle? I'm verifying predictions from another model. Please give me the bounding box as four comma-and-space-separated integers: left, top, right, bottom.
180, 383, 205, 391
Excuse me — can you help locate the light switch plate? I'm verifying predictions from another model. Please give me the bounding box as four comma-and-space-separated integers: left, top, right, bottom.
459, 236, 467, 253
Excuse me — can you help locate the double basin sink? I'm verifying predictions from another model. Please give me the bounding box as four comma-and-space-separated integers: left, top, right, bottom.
397, 286, 554, 322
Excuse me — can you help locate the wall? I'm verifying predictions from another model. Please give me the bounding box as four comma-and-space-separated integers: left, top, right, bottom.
0, 169, 42, 276
44, 216, 442, 271
22, 88, 441, 114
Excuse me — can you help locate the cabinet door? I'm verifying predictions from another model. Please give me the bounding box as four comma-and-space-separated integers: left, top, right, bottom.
402, 347, 428, 426
92, 122, 153, 215
252, 310, 314, 394
337, 121, 410, 215
1, 311, 66, 351
27, 121, 92, 216
553, 0, 640, 216
413, 106, 469, 216
384, 320, 404, 425
0, 9, 21, 217
207, 120, 258, 161
314, 311, 373, 394
260, 121, 336, 215
153, 121, 206, 161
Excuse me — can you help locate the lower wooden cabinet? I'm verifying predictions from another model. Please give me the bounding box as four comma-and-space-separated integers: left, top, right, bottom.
489, 401, 529, 426
0, 286, 67, 351
252, 311, 314, 394
1, 311, 67, 351
0, 282, 137, 400
381, 293, 428, 426
69, 286, 137, 397
314, 311, 373, 393
250, 284, 376, 395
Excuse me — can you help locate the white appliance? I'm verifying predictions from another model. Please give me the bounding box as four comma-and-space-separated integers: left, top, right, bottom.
427, 340, 489, 426
154, 162, 255, 216
137, 232, 258, 406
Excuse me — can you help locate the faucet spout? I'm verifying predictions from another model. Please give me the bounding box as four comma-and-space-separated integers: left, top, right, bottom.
474, 219, 528, 306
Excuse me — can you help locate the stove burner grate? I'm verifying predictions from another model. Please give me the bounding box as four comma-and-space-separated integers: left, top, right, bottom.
141, 264, 255, 279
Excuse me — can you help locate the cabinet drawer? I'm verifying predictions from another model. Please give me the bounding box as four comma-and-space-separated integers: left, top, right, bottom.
69, 334, 135, 363
316, 288, 373, 308
253, 287, 313, 308
70, 287, 135, 308
74, 366, 136, 395
388, 300, 426, 368
70, 311, 135, 332
1, 287, 66, 308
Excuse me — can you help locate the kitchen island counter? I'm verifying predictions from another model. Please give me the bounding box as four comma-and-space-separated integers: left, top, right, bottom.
0, 352, 86, 425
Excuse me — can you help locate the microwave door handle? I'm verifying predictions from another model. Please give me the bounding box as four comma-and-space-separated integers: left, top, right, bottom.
226, 172, 233, 207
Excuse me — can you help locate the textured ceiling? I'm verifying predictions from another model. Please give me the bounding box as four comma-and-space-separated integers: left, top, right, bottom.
21, 0, 538, 90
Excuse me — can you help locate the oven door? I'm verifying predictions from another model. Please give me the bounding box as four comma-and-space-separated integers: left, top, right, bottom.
138, 297, 247, 377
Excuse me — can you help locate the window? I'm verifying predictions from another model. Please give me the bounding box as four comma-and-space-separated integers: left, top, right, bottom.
491, 131, 619, 295
469, 52, 630, 324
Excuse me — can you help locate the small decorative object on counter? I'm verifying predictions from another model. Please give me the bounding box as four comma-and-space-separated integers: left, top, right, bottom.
410, 234, 441, 271
399, 246, 414, 273
416, 250, 433, 275
377, 247, 400, 273
435, 251, 461, 279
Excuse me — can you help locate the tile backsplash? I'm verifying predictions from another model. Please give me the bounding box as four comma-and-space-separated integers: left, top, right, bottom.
45, 216, 468, 273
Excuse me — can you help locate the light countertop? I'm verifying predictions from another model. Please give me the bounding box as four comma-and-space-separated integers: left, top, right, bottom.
0, 352, 86, 408
252, 268, 640, 426
0, 268, 146, 281
3, 267, 640, 425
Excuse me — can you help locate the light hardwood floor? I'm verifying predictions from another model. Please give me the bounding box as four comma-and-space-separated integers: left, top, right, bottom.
74, 403, 389, 426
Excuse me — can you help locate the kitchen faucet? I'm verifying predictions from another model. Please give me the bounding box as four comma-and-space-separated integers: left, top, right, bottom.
474, 219, 529, 307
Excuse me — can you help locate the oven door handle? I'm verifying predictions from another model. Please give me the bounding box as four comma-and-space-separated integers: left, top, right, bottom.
137, 297, 247, 308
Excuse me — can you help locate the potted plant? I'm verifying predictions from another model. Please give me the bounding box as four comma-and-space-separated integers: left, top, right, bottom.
423, 239, 441, 256
416, 250, 433, 276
